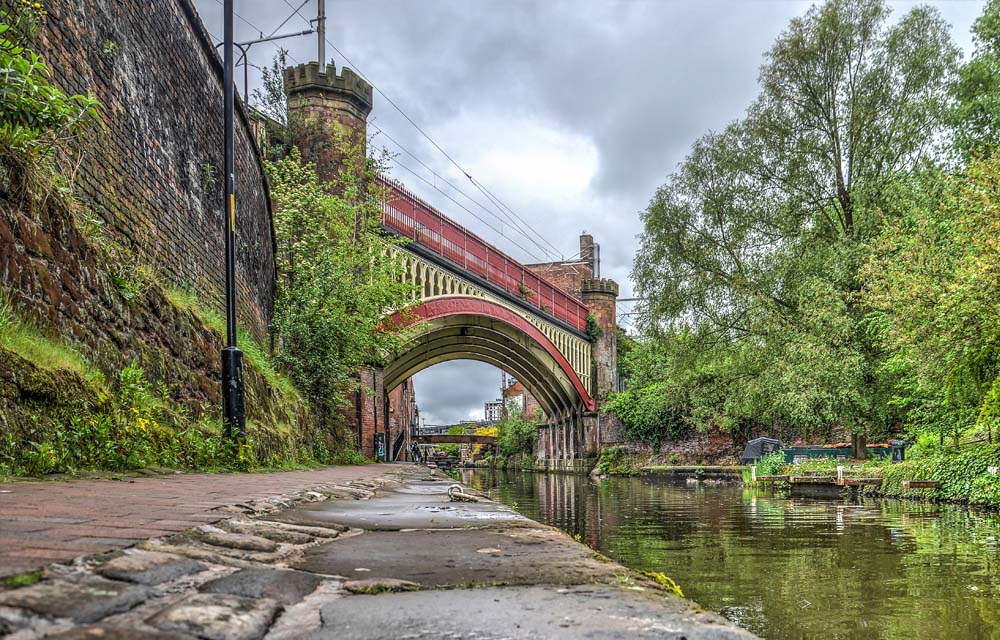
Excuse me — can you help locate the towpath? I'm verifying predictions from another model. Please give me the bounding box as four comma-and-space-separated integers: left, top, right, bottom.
0, 464, 756, 639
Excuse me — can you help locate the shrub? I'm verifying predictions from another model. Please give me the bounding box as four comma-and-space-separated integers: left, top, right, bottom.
597, 446, 637, 475
871, 444, 1000, 506
0, 2, 100, 201
266, 137, 415, 415
755, 451, 787, 476
496, 408, 541, 457
605, 385, 690, 449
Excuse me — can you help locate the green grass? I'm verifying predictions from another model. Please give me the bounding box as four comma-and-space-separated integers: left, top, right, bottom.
164, 287, 300, 403
1, 569, 43, 588
164, 286, 199, 312
0, 296, 106, 389
0, 289, 365, 479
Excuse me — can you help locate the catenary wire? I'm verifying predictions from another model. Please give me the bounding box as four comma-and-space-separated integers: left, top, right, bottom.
370, 123, 560, 261
279, 0, 564, 262
390, 158, 547, 263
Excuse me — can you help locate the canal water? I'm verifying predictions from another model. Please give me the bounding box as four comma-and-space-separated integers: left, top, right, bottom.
462, 469, 1000, 640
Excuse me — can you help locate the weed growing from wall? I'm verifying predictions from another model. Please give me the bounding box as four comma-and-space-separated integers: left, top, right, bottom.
0, 1, 100, 207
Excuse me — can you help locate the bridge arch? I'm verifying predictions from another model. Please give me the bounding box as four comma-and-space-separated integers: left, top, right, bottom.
386, 297, 595, 417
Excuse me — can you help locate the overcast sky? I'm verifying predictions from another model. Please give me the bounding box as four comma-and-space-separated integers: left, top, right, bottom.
194, 0, 983, 425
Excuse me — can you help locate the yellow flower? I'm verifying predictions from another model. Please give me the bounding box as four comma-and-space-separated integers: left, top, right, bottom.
33, 2, 41, 7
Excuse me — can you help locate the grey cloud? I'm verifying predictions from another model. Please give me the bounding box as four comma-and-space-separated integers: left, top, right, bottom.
194, 0, 984, 425
412, 361, 503, 425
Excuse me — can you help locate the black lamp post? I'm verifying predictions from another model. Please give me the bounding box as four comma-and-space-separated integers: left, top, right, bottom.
221, 0, 245, 439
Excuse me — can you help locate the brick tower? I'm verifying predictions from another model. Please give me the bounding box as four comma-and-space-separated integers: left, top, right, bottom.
581, 278, 618, 400
283, 61, 373, 182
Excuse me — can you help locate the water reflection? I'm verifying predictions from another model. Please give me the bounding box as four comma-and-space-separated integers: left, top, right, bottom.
463, 469, 1000, 640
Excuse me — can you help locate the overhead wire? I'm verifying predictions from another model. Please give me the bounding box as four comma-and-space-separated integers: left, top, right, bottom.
369, 123, 559, 261
390, 158, 546, 263
279, 0, 563, 262
211, 0, 302, 65
267, 0, 310, 38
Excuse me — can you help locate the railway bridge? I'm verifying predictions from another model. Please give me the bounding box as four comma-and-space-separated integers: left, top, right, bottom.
284, 62, 619, 467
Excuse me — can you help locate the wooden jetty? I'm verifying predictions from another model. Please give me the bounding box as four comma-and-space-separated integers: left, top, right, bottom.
901, 480, 941, 489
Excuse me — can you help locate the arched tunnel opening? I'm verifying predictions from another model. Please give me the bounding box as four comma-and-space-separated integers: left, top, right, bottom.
373, 297, 597, 466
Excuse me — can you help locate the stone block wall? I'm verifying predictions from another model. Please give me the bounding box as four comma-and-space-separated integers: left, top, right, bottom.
19, 0, 275, 337
581, 278, 619, 400
284, 62, 373, 184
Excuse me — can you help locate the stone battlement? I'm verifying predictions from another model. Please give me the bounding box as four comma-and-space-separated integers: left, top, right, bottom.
284, 61, 373, 113
581, 278, 619, 297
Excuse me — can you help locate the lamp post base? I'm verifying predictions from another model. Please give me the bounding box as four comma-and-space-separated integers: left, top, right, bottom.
222, 346, 246, 439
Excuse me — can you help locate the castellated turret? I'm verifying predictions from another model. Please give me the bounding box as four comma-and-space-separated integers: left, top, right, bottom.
283, 61, 374, 181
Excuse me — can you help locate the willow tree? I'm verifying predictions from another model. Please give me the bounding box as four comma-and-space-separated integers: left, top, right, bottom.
632, 0, 958, 455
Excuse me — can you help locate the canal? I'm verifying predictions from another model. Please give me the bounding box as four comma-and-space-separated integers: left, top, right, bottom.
462, 469, 1000, 640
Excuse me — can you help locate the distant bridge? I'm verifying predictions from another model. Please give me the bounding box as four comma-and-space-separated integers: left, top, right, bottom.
413, 434, 497, 446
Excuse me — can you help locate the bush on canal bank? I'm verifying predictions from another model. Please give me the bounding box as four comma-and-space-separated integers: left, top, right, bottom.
597, 446, 643, 475
864, 445, 1000, 506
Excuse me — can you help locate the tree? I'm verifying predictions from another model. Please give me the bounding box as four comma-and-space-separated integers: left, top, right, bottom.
496, 407, 541, 458
632, 0, 958, 456
863, 156, 1000, 446
953, 0, 1000, 158
266, 130, 415, 417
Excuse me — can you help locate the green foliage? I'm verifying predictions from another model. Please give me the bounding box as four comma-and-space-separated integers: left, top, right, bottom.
755, 451, 786, 476
73, 210, 153, 304
643, 571, 684, 598
0, 292, 367, 477
437, 443, 460, 457
952, 0, 1000, 157
605, 386, 689, 449
863, 154, 1000, 447
585, 313, 603, 341
0, 1, 100, 201
0, 294, 103, 388
0, 354, 368, 478
631, 0, 958, 444
0, 569, 43, 588
517, 281, 535, 300
866, 445, 1000, 506
496, 407, 541, 457
597, 446, 638, 475
187, 300, 300, 404
0, 2, 99, 150
266, 134, 415, 415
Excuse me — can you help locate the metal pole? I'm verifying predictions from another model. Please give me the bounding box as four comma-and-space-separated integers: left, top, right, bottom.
222, 0, 246, 440
235, 44, 250, 105
317, 0, 326, 72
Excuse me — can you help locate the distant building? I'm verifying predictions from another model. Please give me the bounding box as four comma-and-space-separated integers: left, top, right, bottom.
502, 378, 543, 421
484, 399, 503, 424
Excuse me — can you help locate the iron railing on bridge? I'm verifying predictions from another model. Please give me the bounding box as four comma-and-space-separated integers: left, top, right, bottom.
377, 176, 589, 333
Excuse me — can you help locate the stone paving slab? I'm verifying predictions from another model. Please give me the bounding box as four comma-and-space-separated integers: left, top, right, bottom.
0, 576, 151, 624
294, 527, 619, 587
146, 592, 281, 640
271, 481, 530, 531
96, 551, 205, 586
0, 465, 388, 577
310, 585, 757, 640
199, 568, 324, 606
